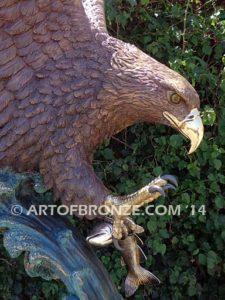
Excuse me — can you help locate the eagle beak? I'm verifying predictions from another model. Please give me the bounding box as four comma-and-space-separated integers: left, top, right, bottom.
163, 108, 204, 154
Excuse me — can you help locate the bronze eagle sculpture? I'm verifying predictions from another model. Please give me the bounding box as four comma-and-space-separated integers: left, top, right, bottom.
0, 0, 203, 245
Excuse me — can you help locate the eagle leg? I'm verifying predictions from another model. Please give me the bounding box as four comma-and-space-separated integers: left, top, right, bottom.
104, 175, 178, 239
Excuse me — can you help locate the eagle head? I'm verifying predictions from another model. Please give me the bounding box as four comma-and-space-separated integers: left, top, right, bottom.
107, 41, 204, 154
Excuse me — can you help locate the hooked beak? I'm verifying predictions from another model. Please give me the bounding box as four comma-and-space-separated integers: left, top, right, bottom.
163, 108, 204, 154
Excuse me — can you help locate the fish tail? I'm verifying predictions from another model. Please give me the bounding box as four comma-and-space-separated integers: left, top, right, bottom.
125, 267, 161, 298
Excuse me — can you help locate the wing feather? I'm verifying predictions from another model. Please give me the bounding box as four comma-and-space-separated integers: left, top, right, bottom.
0, 0, 110, 208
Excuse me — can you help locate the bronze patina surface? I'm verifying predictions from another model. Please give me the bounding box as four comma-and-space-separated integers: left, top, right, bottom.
0, 1, 204, 295
119, 234, 160, 298
0, 1, 202, 220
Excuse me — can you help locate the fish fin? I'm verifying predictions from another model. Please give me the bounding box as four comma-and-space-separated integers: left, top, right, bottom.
125, 272, 139, 298
125, 267, 161, 297
121, 257, 126, 267
137, 245, 147, 262
134, 233, 144, 245
137, 267, 161, 286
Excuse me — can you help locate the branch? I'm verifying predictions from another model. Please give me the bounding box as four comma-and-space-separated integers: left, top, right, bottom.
182, 0, 190, 52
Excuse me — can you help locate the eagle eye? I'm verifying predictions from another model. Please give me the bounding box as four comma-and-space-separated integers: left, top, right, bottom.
169, 93, 182, 104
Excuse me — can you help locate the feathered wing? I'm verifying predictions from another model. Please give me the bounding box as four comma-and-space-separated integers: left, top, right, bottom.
0, 0, 107, 32
81, 0, 107, 32
0, 0, 110, 214
0, 0, 103, 162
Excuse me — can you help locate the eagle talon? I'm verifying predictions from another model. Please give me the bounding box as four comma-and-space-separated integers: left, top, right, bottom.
160, 175, 178, 187
112, 217, 144, 240
103, 174, 177, 242
148, 182, 177, 196
164, 183, 177, 191
87, 174, 176, 246
148, 185, 166, 197
113, 228, 123, 240
124, 217, 144, 235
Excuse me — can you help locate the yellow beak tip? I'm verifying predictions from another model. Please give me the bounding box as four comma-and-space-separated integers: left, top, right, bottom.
163, 108, 204, 155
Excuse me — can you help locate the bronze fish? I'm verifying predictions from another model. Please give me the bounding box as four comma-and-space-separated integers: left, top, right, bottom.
86, 221, 113, 247
119, 234, 161, 297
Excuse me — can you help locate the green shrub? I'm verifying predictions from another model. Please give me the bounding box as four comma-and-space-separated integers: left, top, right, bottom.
98, 1, 225, 299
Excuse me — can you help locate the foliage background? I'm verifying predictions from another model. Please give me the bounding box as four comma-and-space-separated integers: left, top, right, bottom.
0, 0, 224, 299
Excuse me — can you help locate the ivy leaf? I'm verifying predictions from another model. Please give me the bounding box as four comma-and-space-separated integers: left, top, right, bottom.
127, 0, 137, 6
215, 196, 224, 209
202, 43, 212, 56
202, 106, 216, 126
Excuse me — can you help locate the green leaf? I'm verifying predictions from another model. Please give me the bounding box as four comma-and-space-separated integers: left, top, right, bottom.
127, 0, 137, 6
207, 251, 218, 270
202, 106, 216, 126
215, 196, 224, 209
147, 220, 157, 233
198, 253, 206, 265
213, 159, 222, 170
169, 135, 183, 148
202, 43, 212, 56
102, 148, 114, 160
188, 284, 197, 296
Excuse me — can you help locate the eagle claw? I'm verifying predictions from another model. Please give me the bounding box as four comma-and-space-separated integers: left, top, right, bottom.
148, 185, 166, 197
148, 182, 177, 197
103, 174, 178, 240
161, 174, 178, 187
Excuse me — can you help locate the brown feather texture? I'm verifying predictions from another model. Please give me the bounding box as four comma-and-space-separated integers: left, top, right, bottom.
0, 0, 200, 219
